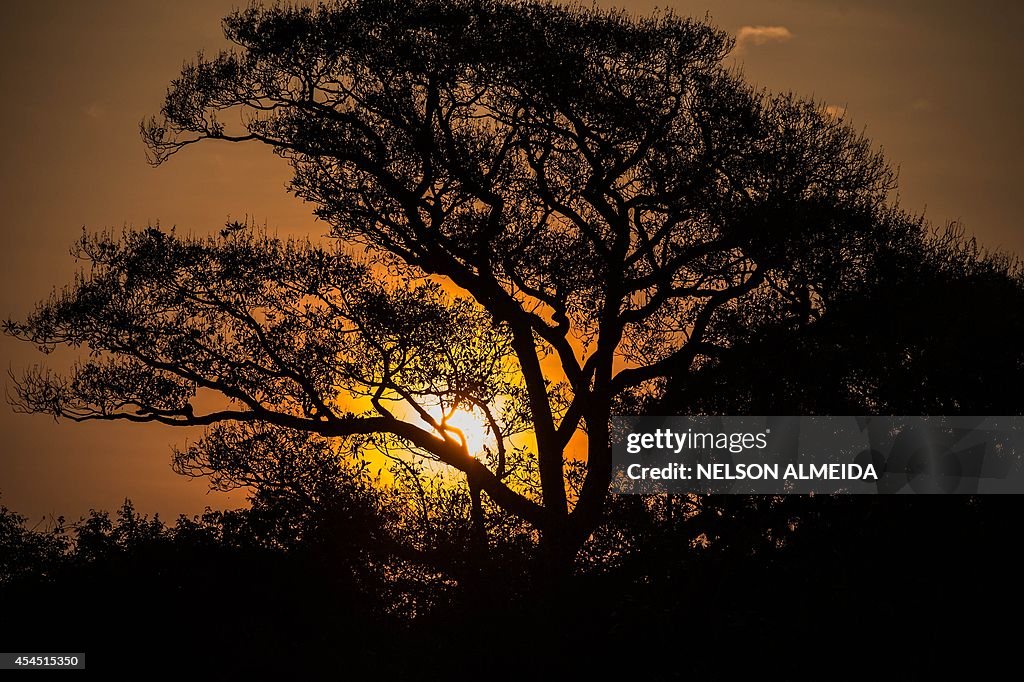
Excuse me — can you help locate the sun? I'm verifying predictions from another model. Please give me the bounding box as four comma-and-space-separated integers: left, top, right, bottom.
444, 409, 492, 455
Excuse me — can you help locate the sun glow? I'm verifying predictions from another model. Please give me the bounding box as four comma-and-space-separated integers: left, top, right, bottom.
444, 409, 493, 456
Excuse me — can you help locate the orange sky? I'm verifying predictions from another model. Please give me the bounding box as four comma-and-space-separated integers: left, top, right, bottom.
1, 0, 1021, 522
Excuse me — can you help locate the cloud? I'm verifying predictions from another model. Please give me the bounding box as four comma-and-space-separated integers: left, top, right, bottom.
83, 103, 105, 119
735, 25, 794, 52
910, 97, 933, 112
823, 104, 847, 120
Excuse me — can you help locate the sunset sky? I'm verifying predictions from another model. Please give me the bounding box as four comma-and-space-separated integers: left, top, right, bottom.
1, 0, 1021, 522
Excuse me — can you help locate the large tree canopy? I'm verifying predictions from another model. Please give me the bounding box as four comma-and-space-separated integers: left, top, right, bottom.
657, 224, 1024, 415
8, 0, 919, 558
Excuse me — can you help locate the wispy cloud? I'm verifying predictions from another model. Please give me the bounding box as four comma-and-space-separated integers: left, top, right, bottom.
735, 25, 794, 53
823, 104, 847, 120
83, 102, 105, 119
910, 97, 933, 112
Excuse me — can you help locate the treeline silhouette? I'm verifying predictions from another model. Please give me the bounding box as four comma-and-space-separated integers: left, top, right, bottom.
2, 493, 1018, 675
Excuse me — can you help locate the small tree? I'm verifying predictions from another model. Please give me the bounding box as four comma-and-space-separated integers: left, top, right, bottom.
6, 0, 909, 565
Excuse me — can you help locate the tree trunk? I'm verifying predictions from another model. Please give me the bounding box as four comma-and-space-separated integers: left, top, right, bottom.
537, 522, 578, 584
468, 476, 488, 556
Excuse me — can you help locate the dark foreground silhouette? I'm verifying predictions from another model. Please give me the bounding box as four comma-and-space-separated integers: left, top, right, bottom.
1, 491, 1020, 677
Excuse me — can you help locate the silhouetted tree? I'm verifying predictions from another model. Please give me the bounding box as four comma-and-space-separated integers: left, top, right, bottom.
6, 0, 925, 565
0, 498, 70, 583
656, 223, 1024, 414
